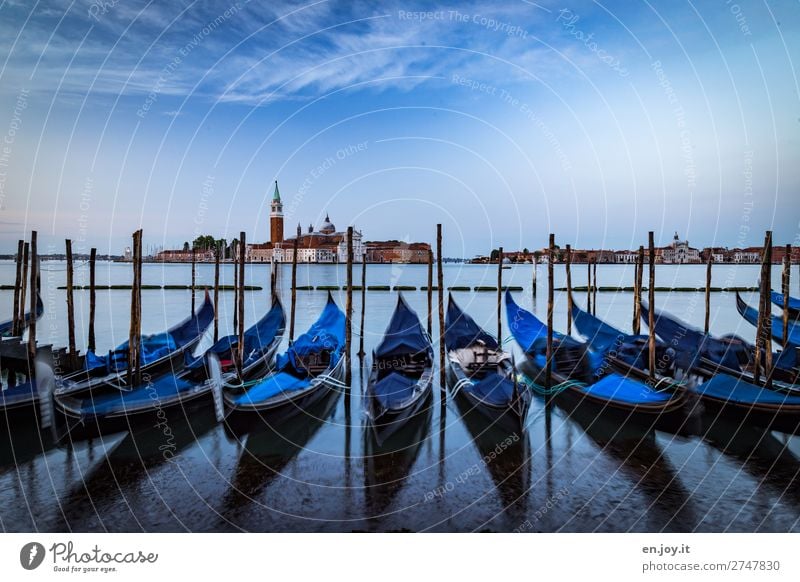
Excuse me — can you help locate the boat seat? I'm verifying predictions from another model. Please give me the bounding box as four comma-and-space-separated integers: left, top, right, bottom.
297, 350, 332, 375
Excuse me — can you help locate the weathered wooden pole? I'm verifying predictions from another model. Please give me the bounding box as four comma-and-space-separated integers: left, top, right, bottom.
496, 246, 503, 342
532, 253, 537, 300
592, 258, 598, 315
632, 251, 640, 334
233, 240, 239, 331
213, 244, 220, 343
704, 252, 713, 334
783, 244, 791, 347
345, 226, 353, 385
565, 244, 573, 335
545, 234, 555, 389
586, 258, 592, 315
358, 255, 366, 357
27, 231, 38, 364
11, 239, 23, 336
191, 247, 196, 315
135, 231, 143, 386
65, 239, 77, 367
127, 230, 141, 386
634, 245, 644, 334
237, 232, 246, 370
436, 224, 445, 388
426, 249, 433, 336
648, 232, 656, 381
290, 236, 299, 341
763, 231, 773, 387
18, 242, 29, 335
88, 247, 97, 352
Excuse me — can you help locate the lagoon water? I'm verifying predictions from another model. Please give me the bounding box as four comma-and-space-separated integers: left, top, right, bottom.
1, 260, 799, 532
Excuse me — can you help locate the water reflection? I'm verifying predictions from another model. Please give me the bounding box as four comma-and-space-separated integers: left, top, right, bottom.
363, 393, 432, 517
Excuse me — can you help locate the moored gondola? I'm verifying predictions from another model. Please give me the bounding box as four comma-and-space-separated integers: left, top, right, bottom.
0, 294, 43, 337
445, 294, 530, 435
506, 291, 700, 436
771, 289, 800, 319
53, 298, 285, 435
224, 292, 346, 426
365, 294, 433, 444
736, 292, 800, 346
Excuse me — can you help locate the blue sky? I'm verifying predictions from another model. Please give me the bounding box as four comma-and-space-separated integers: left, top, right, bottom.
0, 0, 798, 257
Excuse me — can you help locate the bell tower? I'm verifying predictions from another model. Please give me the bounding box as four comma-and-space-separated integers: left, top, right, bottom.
270, 181, 283, 244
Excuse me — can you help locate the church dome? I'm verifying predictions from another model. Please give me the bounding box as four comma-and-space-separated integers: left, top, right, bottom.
320, 213, 336, 234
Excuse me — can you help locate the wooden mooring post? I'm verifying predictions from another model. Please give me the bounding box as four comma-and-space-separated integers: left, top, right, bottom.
436, 224, 445, 388
648, 232, 656, 382
19, 242, 29, 337
65, 239, 77, 368
763, 231, 774, 388
191, 247, 196, 315
127, 230, 142, 386
586, 259, 592, 315
213, 244, 220, 343
233, 240, 239, 331
27, 232, 38, 365
634, 245, 644, 334
11, 239, 23, 336
532, 254, 537, 301
358, 255, 366, 357
783, 244, 791, 347
546, 234, 555, 390
237, 232, 246, 370
565, 244, 573, 335
290, 236, 299, 341
496, 246, 503, 342
88, 248, 97, 352
704, 253, 713, 334
592, 259, 598, 315
427, 249, 433, 336
345, 227, 353, 385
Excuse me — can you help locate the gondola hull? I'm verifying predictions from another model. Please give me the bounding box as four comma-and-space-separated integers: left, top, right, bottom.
446, 362, 529, 436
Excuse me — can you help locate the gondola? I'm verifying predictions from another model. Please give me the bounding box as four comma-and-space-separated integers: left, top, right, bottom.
640, 302, 799, 388
225, 292, 346, 426
0, 294, 44, 337
505, 291, 699, 436
771, 290, 800, 319
444, 294, 530, 435
575, 299, 800, 434
57, 290, 216, 395
54, 298, 286, 434
736, 292, 800, 346
365, 294, 433, 444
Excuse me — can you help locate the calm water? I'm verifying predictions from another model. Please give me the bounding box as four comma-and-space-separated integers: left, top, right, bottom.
1, 260, 799, 532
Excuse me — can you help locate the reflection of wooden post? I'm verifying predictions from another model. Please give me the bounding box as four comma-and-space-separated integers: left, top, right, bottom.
345, 227, 353, 385
763, 232, 773, 388
497, 247, 503, 342
11, 239, 23, 336
783, 244, 791, 348
426, 249, 433, 336
236, 232, 246, 370
358, 256, 366, 357
592, 259, 598, 315
546, 234, 554, 389
704, 253, 713, 334
565, 244, 573, 335
437, 225, 445, 388
648, 232, 656, 382
88, 248, 97, 352
290, 236, 299, 341
27, 231, 38, 365
191, 247, 196, 315
213, 245, 220, 343
65, 239, 77, 367
19, 242, 29, 337
532, 254, 537, 300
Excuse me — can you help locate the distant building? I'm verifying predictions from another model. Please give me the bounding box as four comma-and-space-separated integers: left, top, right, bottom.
659, 232, 700, 264
366, 241, 431, 263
